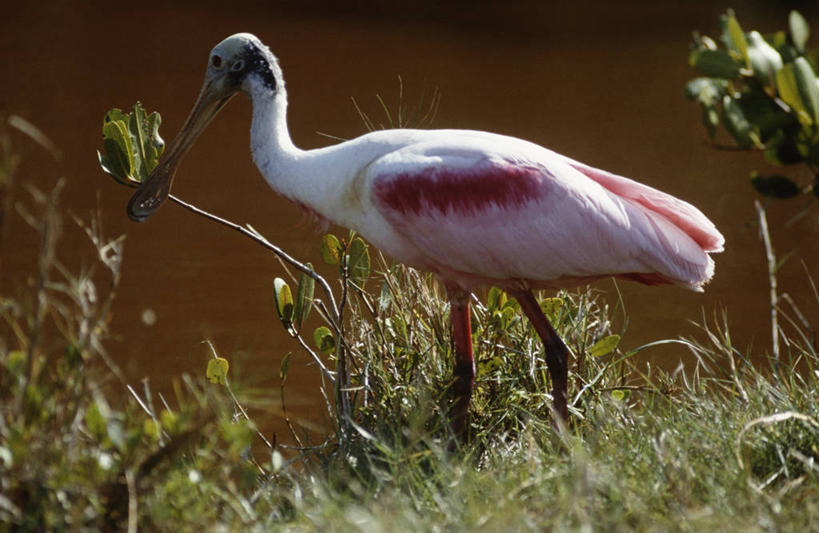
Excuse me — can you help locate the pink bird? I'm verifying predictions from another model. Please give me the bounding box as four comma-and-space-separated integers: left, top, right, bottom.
128, 34, 724, 434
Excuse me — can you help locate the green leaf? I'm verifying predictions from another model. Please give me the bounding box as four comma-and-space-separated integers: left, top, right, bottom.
722, 95, 759, 148
105, 107, 131, 125
684, 78, 727, 139
126, 102, 165, 182
747, 31, 783, 85
789, 10, 810, 53
99, 103, 164, 187
101, 117, 135, 185
749, 172, 801, 199
134, 104, 164, 180
771, 30, 788, 49
539, 297, 564, 319
129, 103, 148, 180
699, 34, 718, 51
273, 277, 295, 331
206, 357, 230, 384
690, 49, 742, 79
313, 326, 336, 354
321, 234, 342, 265
684, 77, 727, 105
293, 263, 315, 332
588, 335, 621, 357
487, 287, 507, 312
736, 93, 793, 142
500, 306, 517, 329
792, 57, 819, 124
502, 295, 520, 312
721, 10, 749, 63
777, 63, 813, 126
778, 42, 801, 64
347, 237, 370, 289
611, 389, 628, 401
702, 106, 720, 139
279, 352, 292, 382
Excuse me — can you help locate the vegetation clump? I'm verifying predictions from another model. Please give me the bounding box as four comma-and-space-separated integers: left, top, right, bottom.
1, 185, 817, 529
687, 9, 819, 206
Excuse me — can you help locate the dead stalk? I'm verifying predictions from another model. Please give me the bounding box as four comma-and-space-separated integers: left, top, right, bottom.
755, 200, 779, 373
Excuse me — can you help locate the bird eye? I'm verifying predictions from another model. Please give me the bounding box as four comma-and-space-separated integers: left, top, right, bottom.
211, 55, 223, 68
230, 59, 245, 72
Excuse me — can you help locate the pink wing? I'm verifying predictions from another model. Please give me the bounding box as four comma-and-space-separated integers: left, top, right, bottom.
367, 135, 722, 292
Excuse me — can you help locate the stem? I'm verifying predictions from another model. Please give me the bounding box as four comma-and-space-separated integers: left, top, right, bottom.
755, 200, 780, 374
335, 256, 352, 450
167, 194, 340, 325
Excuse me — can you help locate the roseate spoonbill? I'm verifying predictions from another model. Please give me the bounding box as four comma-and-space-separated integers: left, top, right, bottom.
127, 33, 724, 435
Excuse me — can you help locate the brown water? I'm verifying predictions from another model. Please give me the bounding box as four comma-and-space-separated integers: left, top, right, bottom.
3, 1, 818, 441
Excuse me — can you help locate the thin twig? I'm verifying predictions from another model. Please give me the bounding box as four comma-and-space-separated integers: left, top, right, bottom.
335, 256, 352, 449
292, 333, 336, 382
204, 340, 273, 450
167, 193, 340, 325
127, 384, 154, 416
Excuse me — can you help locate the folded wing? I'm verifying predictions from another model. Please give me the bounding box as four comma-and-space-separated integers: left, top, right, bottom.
368, 134, 723, 291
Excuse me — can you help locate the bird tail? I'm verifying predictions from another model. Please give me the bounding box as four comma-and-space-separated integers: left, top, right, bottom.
636, 206, 717, 292
558, 153, 724, 291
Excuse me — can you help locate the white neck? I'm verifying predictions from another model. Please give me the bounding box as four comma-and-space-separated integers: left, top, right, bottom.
247, 81, 304, 196
244, 75, 379, 229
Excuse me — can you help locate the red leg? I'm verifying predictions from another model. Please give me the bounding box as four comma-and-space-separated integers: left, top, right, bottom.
510, 289, 570, 423
447, 287, 475, 438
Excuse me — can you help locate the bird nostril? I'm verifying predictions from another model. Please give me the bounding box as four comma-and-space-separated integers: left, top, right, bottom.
211, 55, 223, 68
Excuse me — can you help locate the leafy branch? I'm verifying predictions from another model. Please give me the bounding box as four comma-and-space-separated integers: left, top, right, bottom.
686, 10, 819, 204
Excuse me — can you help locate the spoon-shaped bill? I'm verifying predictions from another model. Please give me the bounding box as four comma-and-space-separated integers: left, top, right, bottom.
127, 79, 236, 222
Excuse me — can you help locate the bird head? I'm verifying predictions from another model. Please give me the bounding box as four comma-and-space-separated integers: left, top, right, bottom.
126, 33, 280, 222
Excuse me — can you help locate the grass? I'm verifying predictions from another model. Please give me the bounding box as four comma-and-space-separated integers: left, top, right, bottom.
1, 177, 817, 531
